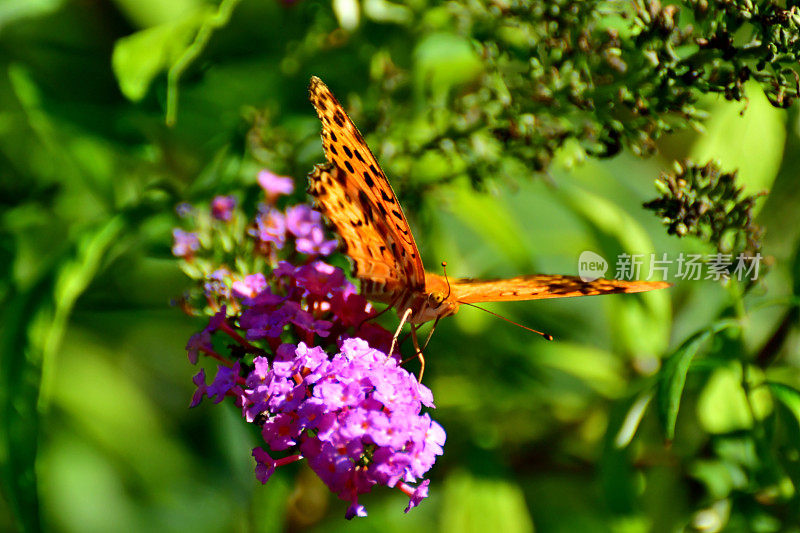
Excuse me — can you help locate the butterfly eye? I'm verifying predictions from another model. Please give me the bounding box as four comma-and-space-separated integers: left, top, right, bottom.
428, 293, 445, 306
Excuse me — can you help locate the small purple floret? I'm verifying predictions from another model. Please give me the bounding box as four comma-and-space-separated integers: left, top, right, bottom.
285, 205, 337, 256
211, 195, 237, 221
253, 207, 287, 249
172, 229, 200, 257
258, 170, 295, 198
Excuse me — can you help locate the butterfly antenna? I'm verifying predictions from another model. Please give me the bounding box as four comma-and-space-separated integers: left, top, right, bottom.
460, 302, 554, 341
441, 262, 451, 300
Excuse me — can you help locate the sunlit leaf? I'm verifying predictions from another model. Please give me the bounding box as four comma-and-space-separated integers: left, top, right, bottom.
441, 471, 533, 533
656, 320, 738, 440
111, 0, 201, 28
413, 33, 483, 100
691, 82, 786, 199
768, 382, 800, 430
697, 364, 773, 435
614, 391, 652, 448
0, 0, 63, 29
112, 15, 206, 102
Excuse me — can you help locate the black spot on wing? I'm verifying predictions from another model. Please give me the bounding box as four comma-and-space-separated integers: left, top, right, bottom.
344, 160, 355, 173
333, 110, 345, 127
363, 171, 375, 188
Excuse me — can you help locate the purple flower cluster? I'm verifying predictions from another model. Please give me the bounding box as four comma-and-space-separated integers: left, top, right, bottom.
244, 338, 444, 518
176, 168, 445, 519
211, 195, 237, 221
172, 228, 200, 258
252, 204, 337, 256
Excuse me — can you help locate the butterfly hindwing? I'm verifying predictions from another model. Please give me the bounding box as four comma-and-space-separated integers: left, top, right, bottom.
450, 275, 671, 304
308, 163, 409, 300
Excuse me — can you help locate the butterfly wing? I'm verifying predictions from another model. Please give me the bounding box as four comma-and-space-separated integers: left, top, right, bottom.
308, 77, 425, 295
450, 275, 670, 303
308, 164, 411, 299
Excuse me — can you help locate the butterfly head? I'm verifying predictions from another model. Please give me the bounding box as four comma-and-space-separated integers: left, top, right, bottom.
417, 272, 460, 322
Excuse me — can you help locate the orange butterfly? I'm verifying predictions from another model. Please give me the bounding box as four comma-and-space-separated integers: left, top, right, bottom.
307, 76, 669, 374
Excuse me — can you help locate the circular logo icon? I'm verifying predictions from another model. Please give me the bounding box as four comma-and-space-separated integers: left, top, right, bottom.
578, 251, 608, 282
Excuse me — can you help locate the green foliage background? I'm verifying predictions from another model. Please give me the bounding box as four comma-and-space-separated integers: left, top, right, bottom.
2, 0, 800, 531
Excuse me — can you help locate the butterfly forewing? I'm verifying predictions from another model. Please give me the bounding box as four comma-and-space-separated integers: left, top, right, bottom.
449, 275, 671, 304
308, 77, 425, 290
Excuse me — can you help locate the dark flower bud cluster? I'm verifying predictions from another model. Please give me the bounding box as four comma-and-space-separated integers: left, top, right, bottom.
173, 170, 444, 518
271, 1, 798, 204
438, 0, 800, 179
643, 160, 764, 255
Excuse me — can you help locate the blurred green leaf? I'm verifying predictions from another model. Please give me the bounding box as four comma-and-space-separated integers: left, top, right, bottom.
556, 182, 672, 356
413, 33, 483, 100
691, 82, 786, 199
690, 460, 747, 500
532, 342, 626, 398
600, 397, 639, 514
614, 391, 652, 448
0, 281, 50, 532
656, 320, 738, 441
111, 0, 202, 28
767, 382, 800, 430
445, 179, 532, 269
440, 471, 533, 533
0, 0, 63, 28
697, 364, 773, 435
0, 217, 125, 532
112, 13, 208, 102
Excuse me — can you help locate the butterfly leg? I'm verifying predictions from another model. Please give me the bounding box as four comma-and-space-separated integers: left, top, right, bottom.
421, 316, 441, 352
410, 325, 425, 382
390, 307, 413, 356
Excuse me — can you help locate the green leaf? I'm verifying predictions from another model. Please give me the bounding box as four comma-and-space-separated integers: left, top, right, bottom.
614, 391, 653, 449
0, 0, 63, 27
532, 342, 627, 398
691, 81, 786, 199
767, 382, 800, 430
0, 217, 125, 532
0, 280, 51, 532
444, 179, 532, 269
556, 182, 672, 356
600, 397, 638, 514
656, 320, 739, 440
440, 471, 533, 533
110, 0, 202, 28
111, 15, 206, 102
696, 364, 773, 435
413, 33, 483, 100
